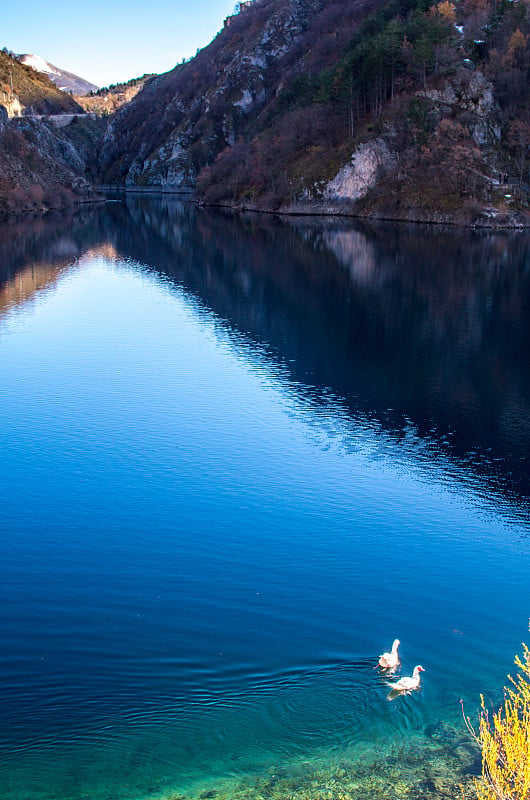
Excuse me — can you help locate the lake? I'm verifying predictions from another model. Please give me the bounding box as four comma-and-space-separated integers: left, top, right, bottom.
0, 197, 529, 800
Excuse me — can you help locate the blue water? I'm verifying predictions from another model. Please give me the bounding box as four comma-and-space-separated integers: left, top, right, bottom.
0, 199, 529, 800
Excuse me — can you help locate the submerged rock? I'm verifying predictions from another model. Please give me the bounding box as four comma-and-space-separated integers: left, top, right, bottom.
152, 725, 479, 800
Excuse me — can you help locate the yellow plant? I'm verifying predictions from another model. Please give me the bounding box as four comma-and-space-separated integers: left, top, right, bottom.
505, 29, 529, 67
464, 644, 530, 800
434, 0, 456, 21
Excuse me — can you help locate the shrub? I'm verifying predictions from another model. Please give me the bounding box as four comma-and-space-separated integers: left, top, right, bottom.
464, 644, 530, 800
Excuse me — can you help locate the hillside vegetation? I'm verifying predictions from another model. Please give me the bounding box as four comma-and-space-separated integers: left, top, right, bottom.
74, 74, 156, 116
0, 49, 105, 219
0, 49, 84, 115
0, 114, 103, 219
99, 0, 530, 223
2, 0, 530, 222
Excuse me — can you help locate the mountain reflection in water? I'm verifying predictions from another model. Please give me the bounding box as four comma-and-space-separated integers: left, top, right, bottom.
1, 196, 529, 513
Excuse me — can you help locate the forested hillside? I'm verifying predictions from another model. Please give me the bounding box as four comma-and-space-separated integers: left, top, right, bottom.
2, 0, 530, 222
100, 0, 530, 223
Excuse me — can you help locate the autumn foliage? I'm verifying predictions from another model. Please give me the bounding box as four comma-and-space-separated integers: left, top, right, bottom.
464, 645, 530, 800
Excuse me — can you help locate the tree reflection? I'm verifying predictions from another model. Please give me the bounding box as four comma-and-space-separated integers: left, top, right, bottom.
1, 197, 529, 512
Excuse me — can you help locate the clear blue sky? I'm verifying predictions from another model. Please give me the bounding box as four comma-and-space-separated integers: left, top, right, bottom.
2, 0, 237, 87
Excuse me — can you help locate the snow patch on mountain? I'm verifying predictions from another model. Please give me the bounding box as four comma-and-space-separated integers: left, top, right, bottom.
19, 54, 98, 95
21, 54, 60, 76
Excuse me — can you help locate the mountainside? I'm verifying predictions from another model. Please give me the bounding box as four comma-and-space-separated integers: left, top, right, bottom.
2, 0, 530, 224
0, 111, 103, 218
0, 48, 104, 218
19, 54, 98, 95
0, 49, 85, 116
99, 0, 530, 223
74, 74, 155, 116
98, 0, 337, 189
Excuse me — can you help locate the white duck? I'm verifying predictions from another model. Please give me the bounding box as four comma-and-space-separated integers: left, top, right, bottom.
387, 665, 425, 693
378, 639, 400, 672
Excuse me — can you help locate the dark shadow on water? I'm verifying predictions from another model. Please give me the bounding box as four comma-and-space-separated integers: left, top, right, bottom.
1, 196, 530, 517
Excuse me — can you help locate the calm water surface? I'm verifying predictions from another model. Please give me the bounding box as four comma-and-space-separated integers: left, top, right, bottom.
0, 198, 529, 800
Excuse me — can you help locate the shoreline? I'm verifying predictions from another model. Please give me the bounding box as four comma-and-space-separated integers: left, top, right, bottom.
1, 185, 529, 229
97, 185, 530, 229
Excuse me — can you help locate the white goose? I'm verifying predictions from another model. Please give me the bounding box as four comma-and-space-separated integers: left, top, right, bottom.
387, 665, 425, 693
377, 639, 400, 672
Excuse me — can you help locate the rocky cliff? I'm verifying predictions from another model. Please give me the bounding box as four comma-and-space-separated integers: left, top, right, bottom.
98, 0, 342, 188
99, 0, 530, 223
0, 49, 106, 219
0, 112, 104, 219
3, 0, 530, 223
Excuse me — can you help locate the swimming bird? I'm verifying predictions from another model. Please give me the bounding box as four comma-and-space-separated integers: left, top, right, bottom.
387, 665, 425, 693
377, 639, 401, 672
